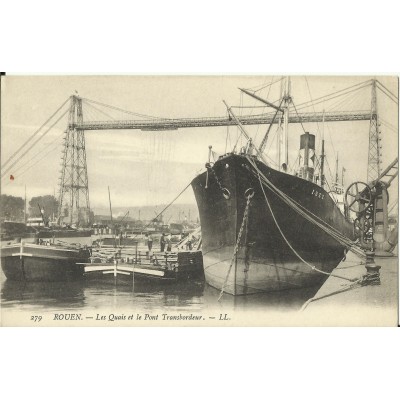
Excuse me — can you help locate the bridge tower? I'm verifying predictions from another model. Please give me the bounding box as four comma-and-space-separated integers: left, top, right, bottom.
367, 79, 382, 182
57, 95, 91, 226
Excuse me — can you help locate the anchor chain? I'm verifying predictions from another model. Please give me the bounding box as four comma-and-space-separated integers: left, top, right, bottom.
218, 190, 253, 300
205, 162, 231, 199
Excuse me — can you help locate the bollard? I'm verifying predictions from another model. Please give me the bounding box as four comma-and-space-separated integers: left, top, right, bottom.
363, 250, 381, 286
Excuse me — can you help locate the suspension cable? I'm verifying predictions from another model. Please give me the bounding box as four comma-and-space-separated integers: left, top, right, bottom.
376, 80, 398, 103
83, 97, 164, 120
1, 108, 69, 178
4, 133, 64, 185
1, 97, 70, 169
4, 128, 65, 179
83, 100, 116, 121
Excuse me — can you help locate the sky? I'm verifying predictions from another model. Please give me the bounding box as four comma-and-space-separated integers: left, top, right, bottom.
1, 75, 398, 211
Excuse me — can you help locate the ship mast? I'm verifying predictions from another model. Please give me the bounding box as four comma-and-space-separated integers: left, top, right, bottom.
282, 77, 291, 171
239, 77, 291, 172
335, 152, 339, 186
320, 110, 325, 189
239, 88, 284, 157
222, 100, 269, 166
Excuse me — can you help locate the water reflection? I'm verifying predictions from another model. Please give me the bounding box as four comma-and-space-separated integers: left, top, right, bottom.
1, 267, 320, 314
1, 279, 86, 310
82, 278, 206, 312
0, 270, 207, 312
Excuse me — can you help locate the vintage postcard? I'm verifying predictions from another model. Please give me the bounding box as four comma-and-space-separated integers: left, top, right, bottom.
0, 75, 398, 326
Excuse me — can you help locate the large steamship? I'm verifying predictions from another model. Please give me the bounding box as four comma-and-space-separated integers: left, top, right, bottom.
191, 83, 356, 296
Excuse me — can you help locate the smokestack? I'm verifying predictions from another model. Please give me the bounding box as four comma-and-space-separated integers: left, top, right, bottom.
299, 132, 316, 181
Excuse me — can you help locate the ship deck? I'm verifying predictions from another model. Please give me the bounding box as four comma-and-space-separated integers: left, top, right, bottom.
301, 251, 398, 326
83, 249, 204, 284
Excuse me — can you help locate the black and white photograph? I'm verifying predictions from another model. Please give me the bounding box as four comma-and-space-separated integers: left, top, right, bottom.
1, 75, 398, 326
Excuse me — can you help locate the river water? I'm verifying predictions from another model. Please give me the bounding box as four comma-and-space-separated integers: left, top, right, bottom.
0, 269, 319, 316
0, 233, 328, 322
1, 234, 326, 325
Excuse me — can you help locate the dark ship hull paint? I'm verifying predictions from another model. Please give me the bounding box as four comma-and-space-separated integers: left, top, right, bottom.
1, 243, 90, 281
191, 154, 355, 295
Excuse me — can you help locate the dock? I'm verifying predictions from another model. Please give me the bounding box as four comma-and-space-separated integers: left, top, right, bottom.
301, 251, 398, 326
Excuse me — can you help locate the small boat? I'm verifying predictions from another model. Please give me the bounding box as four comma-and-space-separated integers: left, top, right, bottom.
0, 241, 91, 281
1, 221, 37, 243
1, 221, 92, 246
83, 250, 204, 285
33, 228, 93, 248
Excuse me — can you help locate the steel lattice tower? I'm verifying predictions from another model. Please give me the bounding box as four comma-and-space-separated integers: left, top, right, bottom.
57, 95, 91, 226
367, 79, 382, 182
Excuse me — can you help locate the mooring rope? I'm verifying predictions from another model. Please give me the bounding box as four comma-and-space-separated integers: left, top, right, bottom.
256, 172, 356, 282
300, 270, 380, 311
246, 156, 365, 259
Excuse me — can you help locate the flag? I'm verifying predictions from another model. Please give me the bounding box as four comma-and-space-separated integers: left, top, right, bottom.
211, 150, 219, 162
9, 174, 14, 181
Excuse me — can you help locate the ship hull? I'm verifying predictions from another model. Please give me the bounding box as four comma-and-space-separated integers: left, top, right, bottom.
1, 227, 93, 246
191, 154, 355, 295
1, 243, 90, 281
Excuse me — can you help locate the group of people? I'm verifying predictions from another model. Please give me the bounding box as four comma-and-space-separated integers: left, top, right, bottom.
145, 233, 172, 252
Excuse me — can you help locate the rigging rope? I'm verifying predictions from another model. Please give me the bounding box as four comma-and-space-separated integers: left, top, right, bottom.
256, 171, 356, 282
253, 77, 274, 142
244, 77, 284, 93
291, 79, 372, 111
304, 77, 322, 137
246, 157, 365, 259
323, 157, 336, 197
291, 100, 307, 134
231, 105, 271, 109
129, 179, 195, 240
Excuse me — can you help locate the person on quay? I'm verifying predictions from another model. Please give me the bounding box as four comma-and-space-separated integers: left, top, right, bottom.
160, 233, 166, 252
166, 233, 172, 252
147, 233, 153, 251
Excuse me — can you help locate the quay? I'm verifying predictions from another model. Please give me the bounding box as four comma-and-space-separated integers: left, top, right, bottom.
301, 251, 398, 326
